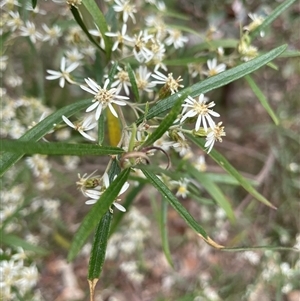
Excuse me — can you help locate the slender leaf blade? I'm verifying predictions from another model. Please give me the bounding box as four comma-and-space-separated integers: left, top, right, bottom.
136, 44, 287, 125
140, 167, 208, 238
187, 165, 236, 223
126, 63, 140, 102
141, 90, 190, 147
0, 99, 91, 177
245, 75, 279, 125
68, 168, 130, 261
188, 134, 277, 209
2, 233, 48, 255
82, 0, 112, 58
0, 140, 124, 156
250, 0, 296, 39
70, 6, 103, 52
88, 211, 113, 280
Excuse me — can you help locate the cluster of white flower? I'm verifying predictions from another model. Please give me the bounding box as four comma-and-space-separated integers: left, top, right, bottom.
0, 248, 41, 301
104, 206, 150, 284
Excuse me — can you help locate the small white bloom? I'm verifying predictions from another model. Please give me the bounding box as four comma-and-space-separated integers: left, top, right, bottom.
164, 29, 188, 49
132, 30, 154, 63
180, 94, 220, 132
7, 11, 23, 31
42, 24, 62, 45
62, 115, 97, 141
110, 66, 131, 95
113, 0, 137, 24
84, 172, 129, 212
151, 70, 183, 94
80, 78, 128, 120
105, 23, 133, 52
204, 58, 226, 77
46, 57, 79, 88
65, 47, 84, 64
19, 21, 43, 43
204, 122, 226, 153
135, 66, 156, 93
170, 178, 189, 198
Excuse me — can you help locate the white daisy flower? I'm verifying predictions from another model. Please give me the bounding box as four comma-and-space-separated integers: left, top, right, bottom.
46, 57, 79, 88
135, 66, 156, 93
205, 122, 226, 153
151, 70, 183, 94
105, 23, 133, 52
164, 28, 188, 49
85, 173, 129, 212
204, 58, 226, 77
180, 94, 220, 132
42, 24, 62, 45
113, 0, 137, 24
19, 21, 43, 44
62, 115, 97, 141
80, 78, 128, 120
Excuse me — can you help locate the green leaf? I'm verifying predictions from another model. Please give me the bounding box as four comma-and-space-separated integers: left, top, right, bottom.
107, 61, 119, 86
187, 165, 236, 223
2, 233, 48, 255
279, 50, 300, 58
70, 6, 104, 53
136, 44, 287, 125
141, 90, 190, 148
245, 75, 279, 125
160, 200, 174, 267
82, 0, 112, 59
187, 135, 277, 209
0, 140, 124, 156
98, 113, 105, 145
88, 211, 113, 280
0, 99, 91, 177
32, 0, 37, 9
126, 63, 140, 102
140, 167, 208, 238
250, 0, 297, 39
68, 168, 130, 261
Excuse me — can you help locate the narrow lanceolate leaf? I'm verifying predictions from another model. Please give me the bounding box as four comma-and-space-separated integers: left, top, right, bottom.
32, 0, 37, 9
141, 90, 190, 148
126, 63, 140, 102
245, 75, 279, 125
98, 113, 105, 145
160, 200, 174, 267
279, 50, 300, 58
2, 233, 48, 255
136, 44, 287, 125
250, 0, 296, 39
82, 0, 112, 59
70, 6, 104, 53
187, 165, 235, 223
68, 168, 130, 261
0, 99, 91, 177
88, 211, 113, 281
188, 134, 277, 209
0, 140, 124, 156
140, 167, 224, 249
